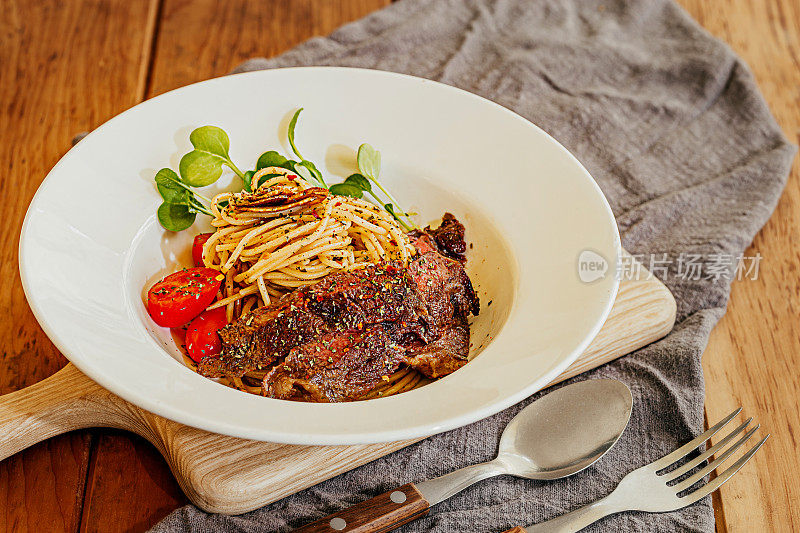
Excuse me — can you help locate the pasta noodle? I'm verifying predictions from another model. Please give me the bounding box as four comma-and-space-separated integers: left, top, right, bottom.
202, 168, 415, 314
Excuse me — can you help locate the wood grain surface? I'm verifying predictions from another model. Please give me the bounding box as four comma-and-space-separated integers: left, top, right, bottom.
0, 0, 158, 530
147, 0, 392, 97
675, 1, 800, 532
0, 0, 797, 531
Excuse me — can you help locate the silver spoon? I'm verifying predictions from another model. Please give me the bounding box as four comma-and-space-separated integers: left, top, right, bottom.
295, 379, 633, 532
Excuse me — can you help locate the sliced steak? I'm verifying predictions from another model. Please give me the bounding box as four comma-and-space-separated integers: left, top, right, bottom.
200, 263, 425, 378
408, 250, 480, 330
262, 325, 406, 402
403, 250, 477, 379
426, 212, 467, 260
302, 262, 426, 330
201, 296, 324, 378
406, 323, 470, 378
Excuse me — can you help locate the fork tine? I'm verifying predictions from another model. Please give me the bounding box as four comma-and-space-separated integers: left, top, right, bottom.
652, 407, 742, 471
679, 435, 769, 505
672, 424, 759, 493
665, 417, 753, 482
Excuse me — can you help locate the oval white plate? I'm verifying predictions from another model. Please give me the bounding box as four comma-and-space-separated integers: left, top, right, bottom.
19, 67, 620, 445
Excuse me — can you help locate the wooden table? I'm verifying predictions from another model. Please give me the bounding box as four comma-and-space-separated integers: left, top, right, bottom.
0, 1, 797, 531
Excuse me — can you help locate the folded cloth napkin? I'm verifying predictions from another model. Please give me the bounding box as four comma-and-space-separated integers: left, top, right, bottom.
150, 0, 795, 531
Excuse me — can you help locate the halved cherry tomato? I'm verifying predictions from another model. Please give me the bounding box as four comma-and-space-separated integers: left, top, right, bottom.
192, 233, 213, 267
147, 267, 223, 327
185, 308, 228, 362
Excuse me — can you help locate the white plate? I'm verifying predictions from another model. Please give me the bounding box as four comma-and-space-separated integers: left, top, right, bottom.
19, 67, 620, 445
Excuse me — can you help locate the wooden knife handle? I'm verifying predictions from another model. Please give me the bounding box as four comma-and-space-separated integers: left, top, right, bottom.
294, 483, 430, 532
501, 528, 528, 532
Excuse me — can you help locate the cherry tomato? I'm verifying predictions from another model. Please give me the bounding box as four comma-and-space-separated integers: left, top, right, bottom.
147, 267, 223, 327
185, 308, 228, 362
192, 233, 213, 267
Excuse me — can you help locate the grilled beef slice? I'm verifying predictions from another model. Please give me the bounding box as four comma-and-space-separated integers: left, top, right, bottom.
407, 250, 480, 329
426, 212, 467, 260
200, 263, 425, 378
200, 292, 324, 377
402, 246, 478, 379
262, 325, 407, 402
406, 323, 470, 378
201, 214, 480, 401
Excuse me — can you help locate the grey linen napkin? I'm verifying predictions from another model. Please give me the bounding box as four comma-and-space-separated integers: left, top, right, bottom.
150, 0, 795, 531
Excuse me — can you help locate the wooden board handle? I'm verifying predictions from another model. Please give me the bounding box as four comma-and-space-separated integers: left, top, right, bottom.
0, 363, 130, 461
294, 483, 429, 532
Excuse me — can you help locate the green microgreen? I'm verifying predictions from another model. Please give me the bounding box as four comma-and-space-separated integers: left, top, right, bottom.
354, 144, 417, 231
286, 108, 326, 187
154, 168, 212, 231
179, 126, 245, 187
152, 111, 415, 233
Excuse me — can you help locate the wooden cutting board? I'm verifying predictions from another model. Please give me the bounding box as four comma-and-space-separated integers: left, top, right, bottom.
0, 253, 675, 515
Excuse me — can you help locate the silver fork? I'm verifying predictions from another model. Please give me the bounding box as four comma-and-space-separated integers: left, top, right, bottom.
513, 408, 768, 533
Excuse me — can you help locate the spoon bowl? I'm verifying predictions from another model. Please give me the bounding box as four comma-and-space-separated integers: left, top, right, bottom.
497, 379, 633, 480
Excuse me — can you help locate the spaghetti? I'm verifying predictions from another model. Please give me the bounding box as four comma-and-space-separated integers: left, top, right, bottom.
200, 167, 416, 322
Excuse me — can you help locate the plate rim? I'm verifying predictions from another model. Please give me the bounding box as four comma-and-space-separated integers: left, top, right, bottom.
18, 66, 621, 444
